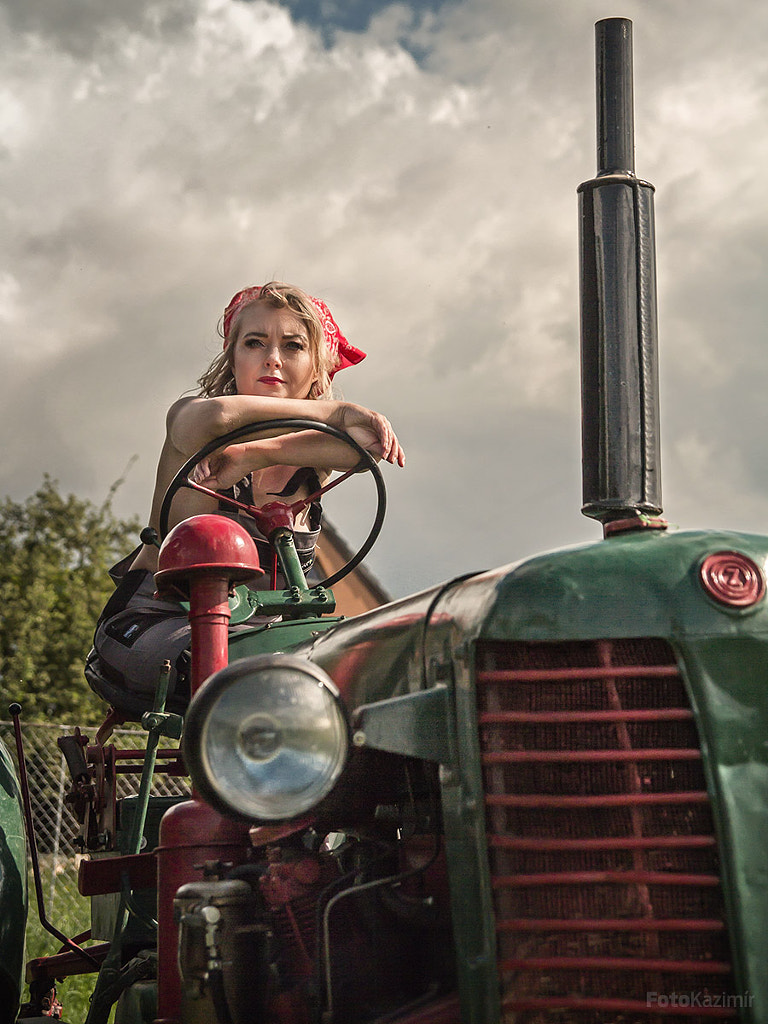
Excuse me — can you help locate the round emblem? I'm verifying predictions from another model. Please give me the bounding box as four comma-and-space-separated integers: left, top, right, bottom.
699, 551, 766, 608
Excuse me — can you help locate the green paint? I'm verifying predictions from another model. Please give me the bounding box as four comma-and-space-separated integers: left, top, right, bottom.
467, 527, 768, 1022
228, 612, 344, 660
303, 527, 768, 1021
0, 737, 27, 1024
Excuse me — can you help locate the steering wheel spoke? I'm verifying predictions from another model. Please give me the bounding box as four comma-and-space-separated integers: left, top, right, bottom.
183, 474, 275, 524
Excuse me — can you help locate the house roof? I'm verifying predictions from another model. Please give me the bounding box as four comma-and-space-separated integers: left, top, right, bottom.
312, 517, 391, 616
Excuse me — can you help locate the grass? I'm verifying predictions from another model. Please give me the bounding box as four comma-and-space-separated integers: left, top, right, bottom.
23, 881, 117, 1024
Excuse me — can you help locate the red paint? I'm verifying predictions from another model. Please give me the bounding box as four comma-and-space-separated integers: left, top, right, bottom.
496, 916, 725, 932
603, 516, 669, 536
155, 799, 252, 1023
477, 638, 736, 1018
187, 575, 231, 693
492, 870, 720, 886
700, 549, 766, 607
25, 943, 109, 984
486, 790, 710, 807
498, 954, 732, 974
260, 854, 323, 909
153, 515, 263, 1023
482, 747, 701, 762
502, 996, 737, 1018
480, 707, 693, 722
250, 501, 300, 536
78, 851, 157, 895
155, 513, 263, 588
488, 833, 715, 850
156, 515, 262, 694
476, 664, 680, 682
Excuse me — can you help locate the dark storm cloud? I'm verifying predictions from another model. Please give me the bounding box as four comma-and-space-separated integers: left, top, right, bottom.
1, 0, 195, 58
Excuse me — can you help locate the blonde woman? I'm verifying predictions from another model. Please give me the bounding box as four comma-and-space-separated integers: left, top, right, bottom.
85, 281, 404, 718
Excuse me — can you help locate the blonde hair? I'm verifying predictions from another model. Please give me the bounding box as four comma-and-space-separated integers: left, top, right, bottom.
197, 281, 336, 399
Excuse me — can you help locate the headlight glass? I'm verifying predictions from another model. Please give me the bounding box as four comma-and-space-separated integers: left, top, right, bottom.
185, 655, 348, 821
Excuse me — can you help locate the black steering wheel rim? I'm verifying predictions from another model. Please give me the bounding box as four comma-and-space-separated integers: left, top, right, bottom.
158, 418, 386, 590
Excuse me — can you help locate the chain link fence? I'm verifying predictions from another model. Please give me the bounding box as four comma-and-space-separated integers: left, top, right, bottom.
0, 719, 189, 938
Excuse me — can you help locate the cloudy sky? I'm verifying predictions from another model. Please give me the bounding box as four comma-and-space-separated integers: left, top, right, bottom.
1, 0, 767, 598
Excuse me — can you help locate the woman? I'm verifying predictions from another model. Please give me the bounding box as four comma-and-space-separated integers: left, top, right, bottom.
85, 281, 405, 719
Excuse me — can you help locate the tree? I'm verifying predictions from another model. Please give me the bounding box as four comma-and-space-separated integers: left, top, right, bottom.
0, 476, 142, 724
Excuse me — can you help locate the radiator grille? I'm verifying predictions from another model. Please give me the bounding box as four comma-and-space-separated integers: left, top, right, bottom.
476, 638, 739, 1022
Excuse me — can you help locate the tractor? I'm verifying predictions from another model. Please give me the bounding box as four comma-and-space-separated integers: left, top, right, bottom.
2, 17, 764, 1024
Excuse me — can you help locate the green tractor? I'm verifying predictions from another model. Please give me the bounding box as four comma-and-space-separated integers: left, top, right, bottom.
4, 16, 765, 1024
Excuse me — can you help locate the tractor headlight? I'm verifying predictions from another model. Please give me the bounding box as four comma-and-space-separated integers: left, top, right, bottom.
183, 655, 348, 821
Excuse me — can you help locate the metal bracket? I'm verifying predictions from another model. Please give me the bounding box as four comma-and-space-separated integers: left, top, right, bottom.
352, 686, 457, 765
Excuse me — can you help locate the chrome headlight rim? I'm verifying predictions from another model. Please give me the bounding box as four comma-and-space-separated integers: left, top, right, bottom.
183, 654, 349, 823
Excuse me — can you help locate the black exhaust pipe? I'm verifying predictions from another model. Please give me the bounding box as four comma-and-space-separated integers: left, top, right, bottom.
579, 18, 662, 530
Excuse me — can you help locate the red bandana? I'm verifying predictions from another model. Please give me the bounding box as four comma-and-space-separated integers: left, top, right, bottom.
222, 286, 366, 377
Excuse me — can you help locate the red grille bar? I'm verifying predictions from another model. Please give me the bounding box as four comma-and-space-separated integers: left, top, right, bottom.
492, 872, 721, 887
476, 637, 737, 1022
477, 664, 681, 682
483, 747, 701, 762
481, 708, 695, 723
486, 791, 710, 807
497, 918, 725, 932
499, 957, 732, 974
501, 997, 739, 1019
490, 835, 715, 851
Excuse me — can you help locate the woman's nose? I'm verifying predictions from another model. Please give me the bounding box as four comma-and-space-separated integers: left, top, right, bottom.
264, 345, 282, 367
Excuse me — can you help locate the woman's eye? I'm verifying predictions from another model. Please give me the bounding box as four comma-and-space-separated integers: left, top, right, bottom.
244, 337, 264, 348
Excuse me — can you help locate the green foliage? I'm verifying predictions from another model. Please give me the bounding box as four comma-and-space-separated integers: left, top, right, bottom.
0, 476, 141, 724
24, 903, 107, 1024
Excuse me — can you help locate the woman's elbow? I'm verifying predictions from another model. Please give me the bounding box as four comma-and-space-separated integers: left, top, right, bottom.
168, 397, 229, 455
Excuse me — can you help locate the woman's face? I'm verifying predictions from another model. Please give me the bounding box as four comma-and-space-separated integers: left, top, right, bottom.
231, 302, 316, 400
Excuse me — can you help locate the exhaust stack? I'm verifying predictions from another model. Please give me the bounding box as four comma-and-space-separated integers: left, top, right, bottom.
579, 18, 662, 528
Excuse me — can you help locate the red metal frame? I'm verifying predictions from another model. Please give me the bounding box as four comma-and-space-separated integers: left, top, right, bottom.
153, 516, 261, 1023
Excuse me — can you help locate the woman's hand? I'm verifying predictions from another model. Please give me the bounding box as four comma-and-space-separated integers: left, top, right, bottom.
328, 403, 406, 467
190, 442, 269, 492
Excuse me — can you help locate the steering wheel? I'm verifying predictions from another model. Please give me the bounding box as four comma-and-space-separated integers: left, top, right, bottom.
158, 418, 386, 590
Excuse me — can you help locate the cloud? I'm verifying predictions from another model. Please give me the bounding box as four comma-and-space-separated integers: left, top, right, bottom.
1, 0, 196, 58
1, 0, 768, 595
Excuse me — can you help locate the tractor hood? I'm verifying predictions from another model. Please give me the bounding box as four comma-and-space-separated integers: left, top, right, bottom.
293, 528, 768, 711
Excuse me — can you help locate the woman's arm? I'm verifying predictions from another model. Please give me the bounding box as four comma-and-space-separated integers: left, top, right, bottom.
168, 395, 404, 465
191, 425, 403, 493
